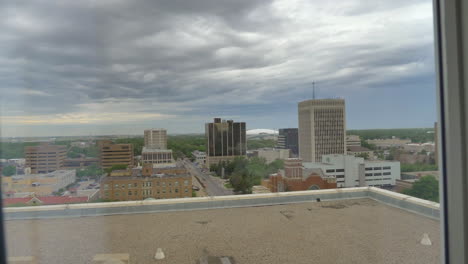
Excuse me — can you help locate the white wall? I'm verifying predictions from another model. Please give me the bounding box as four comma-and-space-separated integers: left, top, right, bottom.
304, 155, 400, 188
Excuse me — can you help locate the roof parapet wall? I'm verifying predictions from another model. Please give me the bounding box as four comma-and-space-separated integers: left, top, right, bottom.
4, 187, 439, 220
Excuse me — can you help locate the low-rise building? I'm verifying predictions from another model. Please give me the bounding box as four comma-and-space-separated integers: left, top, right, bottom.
2, 170, 76, 196
366, 138, 412, 149
402, 143, 435, 153
7, 158, 26, 167
303, 154, 401, 188
252, 148, 290, 164
3, 195, 88, 207
141, 147, 173, 165
346, 135, 361, 147
100, 164, 192, 201
63, 157, 99, 169
192, 150, 206, 167
347, 146, 374, 159
263, 158, 337, 192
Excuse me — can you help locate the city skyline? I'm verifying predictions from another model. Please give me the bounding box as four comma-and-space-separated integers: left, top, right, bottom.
0, 0, 436, 137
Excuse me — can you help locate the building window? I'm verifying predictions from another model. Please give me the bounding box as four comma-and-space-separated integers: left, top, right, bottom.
336, 175, 345, 178
115, 192, 119, 196
336, 169, 344, 172
175, 182, 179, 186
185, 189, 188, 193
114, 184, 119, 188
383, 172, 391, 176
121, 185, 125, 189
373, 167, 382, 170
365, 173, 372, 177
326, 169, 335, 173
104, 184, 109, 190
383, 166, 391, 170
365, 167, 372, 171
374, 173, 382, 176
128, 191, 132, 195
134, 183, 137, 187
175, 189, 178, 193
184, 180, 188, 186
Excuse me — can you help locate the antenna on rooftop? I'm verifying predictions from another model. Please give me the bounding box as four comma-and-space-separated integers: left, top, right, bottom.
312, 81, 316, 100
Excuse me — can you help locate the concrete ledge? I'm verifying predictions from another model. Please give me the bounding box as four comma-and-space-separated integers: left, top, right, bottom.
3, 187, 440, 220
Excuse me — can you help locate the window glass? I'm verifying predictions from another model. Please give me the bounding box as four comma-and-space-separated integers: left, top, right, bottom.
1, 0, 441, 263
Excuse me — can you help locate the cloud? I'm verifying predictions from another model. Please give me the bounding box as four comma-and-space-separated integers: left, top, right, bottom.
0, 0, 436, 136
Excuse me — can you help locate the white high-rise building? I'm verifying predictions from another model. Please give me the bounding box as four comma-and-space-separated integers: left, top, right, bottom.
144, 129, 167, 149
298, 99, 346, 162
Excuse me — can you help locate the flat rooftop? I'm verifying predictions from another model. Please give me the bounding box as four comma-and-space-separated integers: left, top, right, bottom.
142, 147, 173, 153
5, 195, 440, 264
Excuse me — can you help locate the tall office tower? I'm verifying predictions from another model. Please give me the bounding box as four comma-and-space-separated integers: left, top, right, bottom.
98, 140, 134, 169
205, 118, 246, 167
298, 99, 346, 162
277, 128, 299, 156
144, 129, 167, 149
25, 143, 67, 174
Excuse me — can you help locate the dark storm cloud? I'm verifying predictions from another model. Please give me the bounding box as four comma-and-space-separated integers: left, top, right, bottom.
0, 0, 435, 135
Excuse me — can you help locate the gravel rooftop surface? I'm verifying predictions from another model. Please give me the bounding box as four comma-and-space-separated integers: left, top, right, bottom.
5, 198, 440, 264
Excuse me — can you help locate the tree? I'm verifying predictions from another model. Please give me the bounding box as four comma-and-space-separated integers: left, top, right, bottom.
105, 164, 128, 174
77, 165, 104, 180
2, 165, 16, 176
230, 171, 253, 194
401, 163, 438, 172
402, 175, 439, 202
355, 153, 369, 160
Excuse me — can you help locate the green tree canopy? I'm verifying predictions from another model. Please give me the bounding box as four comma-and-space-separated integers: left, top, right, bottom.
401, 163, 438, 172
402, 175, 439, 202
77, 164, 103, 180
2, 165, 16, 176
105, 164, 128, 174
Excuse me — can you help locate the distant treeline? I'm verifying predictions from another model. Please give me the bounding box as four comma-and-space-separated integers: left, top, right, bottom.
0, 141, 71, 159
347, 128, 435, 143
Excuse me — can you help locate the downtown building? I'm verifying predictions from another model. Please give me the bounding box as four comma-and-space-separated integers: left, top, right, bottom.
298, 99, 347, 162
24, 143, 67, 174
277, 128, 299, 156
205, 118, 246, 167
263, 158, 337, 192
144, 128, 167, 149
303, 154, 401, 188
141, 128, 174, 166
100, 164, 192, 201
98, 140, 134, 170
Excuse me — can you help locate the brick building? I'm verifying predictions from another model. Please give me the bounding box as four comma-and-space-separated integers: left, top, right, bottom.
263, 158, 336, 192
101, 164, 192, 201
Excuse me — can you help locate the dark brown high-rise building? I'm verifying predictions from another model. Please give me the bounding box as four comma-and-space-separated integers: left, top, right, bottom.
205, 118, 246, 166
25, 143, 67, 174
98, 140, 134, 170
277, 128, 299, 156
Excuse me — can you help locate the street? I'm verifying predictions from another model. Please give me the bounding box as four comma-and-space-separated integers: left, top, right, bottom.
182, 160, 233, 196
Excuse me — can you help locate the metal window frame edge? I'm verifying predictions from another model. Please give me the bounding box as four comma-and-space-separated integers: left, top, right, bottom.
434, 0, 468, 263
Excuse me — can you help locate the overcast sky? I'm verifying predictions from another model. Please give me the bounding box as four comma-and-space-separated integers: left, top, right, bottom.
0, 0, 436, 137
